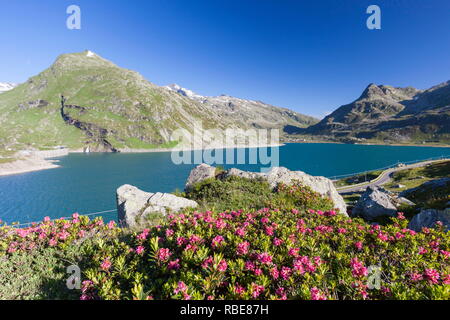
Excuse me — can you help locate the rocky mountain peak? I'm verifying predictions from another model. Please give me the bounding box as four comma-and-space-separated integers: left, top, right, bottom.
52, 50, 115, 70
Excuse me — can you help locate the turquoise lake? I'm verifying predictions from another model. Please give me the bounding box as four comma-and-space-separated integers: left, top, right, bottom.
1, 143, 449, 224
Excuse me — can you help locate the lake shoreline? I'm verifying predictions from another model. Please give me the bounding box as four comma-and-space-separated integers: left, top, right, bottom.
0, 143, 283, 177
287, 140, 450, 148
1, 141, 449, 177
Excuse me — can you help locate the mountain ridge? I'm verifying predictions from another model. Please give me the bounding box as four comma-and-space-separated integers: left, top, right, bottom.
0, 50, 316, 156
304, 81, 450, 144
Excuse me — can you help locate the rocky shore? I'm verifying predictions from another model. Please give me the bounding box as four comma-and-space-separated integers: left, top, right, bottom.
0, 149, 68, 177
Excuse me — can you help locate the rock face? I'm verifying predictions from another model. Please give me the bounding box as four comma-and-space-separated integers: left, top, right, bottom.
264, 167, 347, 214
117, 184, 198, 228
408, 209, 450, 232
185, 164, 217, 191
400, 177, 450, 198
352, 186, 398, 221
186, 165, 347, 215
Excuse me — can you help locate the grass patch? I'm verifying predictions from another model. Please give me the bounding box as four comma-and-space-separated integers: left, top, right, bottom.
334, 170, 383, 188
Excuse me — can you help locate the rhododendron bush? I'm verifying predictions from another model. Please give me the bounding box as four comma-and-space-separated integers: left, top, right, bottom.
1, 186, 449, 300
81, 209, 449, 300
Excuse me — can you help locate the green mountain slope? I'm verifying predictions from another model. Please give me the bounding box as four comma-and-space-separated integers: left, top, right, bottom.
0, 51, 316, 155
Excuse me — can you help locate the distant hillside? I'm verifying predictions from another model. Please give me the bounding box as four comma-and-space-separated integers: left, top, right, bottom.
165, 84, 318, 131
305, 81, 450, 144
0, 51, 316, 155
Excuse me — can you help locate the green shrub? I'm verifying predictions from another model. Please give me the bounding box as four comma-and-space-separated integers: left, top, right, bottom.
185, 176, 275, 212
185, 176, 334, 213
79, 208, 449, 300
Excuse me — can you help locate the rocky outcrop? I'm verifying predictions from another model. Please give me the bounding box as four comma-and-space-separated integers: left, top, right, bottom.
61, 100, 119, 153
185, 164, 217, 191
117, 184, 198, 228
352, 186, 398, 221
185, 165, 347, 215
408, 208, 450, 232
400, 178, 450, 198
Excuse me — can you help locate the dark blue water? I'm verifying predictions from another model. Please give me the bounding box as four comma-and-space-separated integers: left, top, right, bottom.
0, 143, 449, 224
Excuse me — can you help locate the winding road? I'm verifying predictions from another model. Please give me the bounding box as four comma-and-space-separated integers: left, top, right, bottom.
336, 158, 449, 194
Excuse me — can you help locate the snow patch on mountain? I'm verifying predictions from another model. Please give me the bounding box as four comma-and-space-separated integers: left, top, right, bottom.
0, 82, 18, 93
165, 84, 205, 100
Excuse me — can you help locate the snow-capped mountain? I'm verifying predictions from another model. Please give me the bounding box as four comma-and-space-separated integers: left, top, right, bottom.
0, 82, 17, 93
165, 84, 205, 100
164, 83, 318, 129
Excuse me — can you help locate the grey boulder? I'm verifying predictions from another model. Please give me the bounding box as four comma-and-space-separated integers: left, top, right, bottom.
408, 208, 450, 232
353, 186, 398, 221
185, 164, 217, 191
264, 167, 347, 215
117, 184, 198, 228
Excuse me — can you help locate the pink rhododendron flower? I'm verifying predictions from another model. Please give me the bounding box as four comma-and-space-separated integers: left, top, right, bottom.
58, 231, 70, 240
202, 256, 214, 269
418, 247, 428, 255
101, 259, 112, 271
310, 287, 327, 300
270, 267, 279, 280
234, 284, 245, 295
397, 212, 405, 220
135, 246, 145, 255
257, 252, 273, 264
189, 235, 203, 244
176, 237, 186, 246
157, 248, 172, 262
350, 258, 368, 278
218, 259, 228, 272
264, 226, 274, 236
377, 232, 389, 242
168, 259, 180, 270
280, 266, 292, 280
254, 268, 263, 276
235, 227, 246, 237
261, 217, 269, 224
245, 261, 255, 271
236, 241, 250, 255
440, 250, 450, 258
288, 248, 300, 257
442, 274, 450, 285
275, 287, 287, 300
211, 235, 225, 248
273, 238, 283, 246
174, 281, 188, 295
355, 241, 363, 251
251, 284, 265, 298
165, 229, 174, 238
424, 269, 440, 284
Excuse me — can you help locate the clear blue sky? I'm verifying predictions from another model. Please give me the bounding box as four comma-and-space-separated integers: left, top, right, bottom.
0, 0, 449, 118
